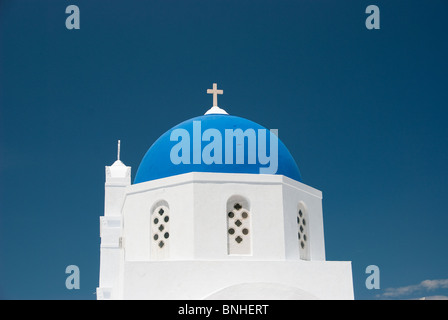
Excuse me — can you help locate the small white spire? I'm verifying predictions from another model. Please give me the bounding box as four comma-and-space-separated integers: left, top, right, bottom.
111, 140, 125, 167
117, 140, 121, 161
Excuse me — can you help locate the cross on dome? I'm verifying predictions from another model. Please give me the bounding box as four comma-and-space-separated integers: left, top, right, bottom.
207, 83, 223, 107
205, 83, 228, 115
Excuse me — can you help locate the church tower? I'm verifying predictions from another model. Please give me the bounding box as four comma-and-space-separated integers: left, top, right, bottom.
97, 141, 130, 300
97, 84, 354, 300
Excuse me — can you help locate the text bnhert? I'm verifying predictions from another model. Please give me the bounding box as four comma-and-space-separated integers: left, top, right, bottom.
178, 304, 269, 317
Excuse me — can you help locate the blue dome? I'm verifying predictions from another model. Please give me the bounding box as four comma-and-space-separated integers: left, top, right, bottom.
134, 114, 302, 183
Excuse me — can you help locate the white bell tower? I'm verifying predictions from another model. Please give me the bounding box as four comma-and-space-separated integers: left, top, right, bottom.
97, 140, 131, 300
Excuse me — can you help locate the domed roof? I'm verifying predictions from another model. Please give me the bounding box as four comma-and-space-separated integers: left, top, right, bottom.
134, 113, 302, 184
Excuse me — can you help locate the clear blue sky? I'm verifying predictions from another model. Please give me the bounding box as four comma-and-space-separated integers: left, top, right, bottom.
0, 0, 447, 300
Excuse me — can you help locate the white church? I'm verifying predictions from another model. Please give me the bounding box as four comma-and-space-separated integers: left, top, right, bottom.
96, 84, 354, 300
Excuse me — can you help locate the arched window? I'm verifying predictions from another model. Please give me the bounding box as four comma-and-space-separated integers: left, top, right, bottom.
227, 196, 251, 255
150, 200, 170, 260
297, 202, 310, 260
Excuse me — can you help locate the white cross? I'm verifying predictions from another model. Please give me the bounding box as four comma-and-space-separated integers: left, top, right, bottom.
207, 83, 223, 107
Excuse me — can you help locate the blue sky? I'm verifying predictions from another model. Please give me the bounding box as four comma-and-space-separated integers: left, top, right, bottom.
0, 0, 447, 300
